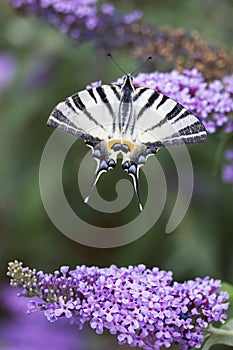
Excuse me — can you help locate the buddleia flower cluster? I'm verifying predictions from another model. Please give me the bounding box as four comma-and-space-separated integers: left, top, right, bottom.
8, 0, 142, 41
8, 261, 229, 350
128, 25, 233, 81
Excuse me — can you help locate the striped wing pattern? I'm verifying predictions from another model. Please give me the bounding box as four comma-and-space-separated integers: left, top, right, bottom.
47, 84, 206, 147
47, 76, 207, 210
47, 84, 122, 145
132, 86, 207, 147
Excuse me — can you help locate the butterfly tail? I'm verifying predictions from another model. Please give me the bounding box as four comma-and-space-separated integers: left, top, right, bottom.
84, 159, 116, 204
122, 161, 143, 211
83, 172, 101, 204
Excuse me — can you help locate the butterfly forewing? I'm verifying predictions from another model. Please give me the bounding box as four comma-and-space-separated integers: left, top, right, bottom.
132, 86, 207, 148
47, 84, 122, 142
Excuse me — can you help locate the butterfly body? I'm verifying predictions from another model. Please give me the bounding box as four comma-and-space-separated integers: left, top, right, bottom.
47, 73, 207, 210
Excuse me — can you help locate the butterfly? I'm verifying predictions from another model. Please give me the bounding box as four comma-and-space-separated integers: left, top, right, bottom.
47, 73, 207, 210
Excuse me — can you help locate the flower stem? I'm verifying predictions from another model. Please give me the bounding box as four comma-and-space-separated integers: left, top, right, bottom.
208, 325, 233, 337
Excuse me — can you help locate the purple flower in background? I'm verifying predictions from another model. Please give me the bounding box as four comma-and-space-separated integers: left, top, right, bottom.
123, 11, 142, 24
0, 285, 86, 350
101, 3, 114, 15
8, 261, 229, 350
9, 0, 142, 42
222, 149, 233, 186
0, 52, 17, 92
23, 57, 53, 90
86, 80, 102, 90
225, 149, 233, 162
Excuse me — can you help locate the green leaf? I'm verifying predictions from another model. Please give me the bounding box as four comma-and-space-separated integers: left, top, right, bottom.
201, 319, 233, 350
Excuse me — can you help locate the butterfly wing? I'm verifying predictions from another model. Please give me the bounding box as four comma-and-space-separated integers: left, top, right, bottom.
47, 84, 122, 203
47, 84, 121, 145
117, 85, 207, 210
132, 86, 207, 150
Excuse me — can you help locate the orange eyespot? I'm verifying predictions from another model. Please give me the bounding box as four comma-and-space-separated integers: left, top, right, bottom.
108, 139, 121, 149
123, 140, 135, 152
108, 139, 135, 152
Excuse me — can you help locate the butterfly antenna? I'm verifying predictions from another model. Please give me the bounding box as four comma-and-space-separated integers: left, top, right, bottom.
130, 56, 152, 76
107, 53, 127, 75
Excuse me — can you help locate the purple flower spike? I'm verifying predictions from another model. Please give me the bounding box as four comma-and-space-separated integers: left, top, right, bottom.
9, 0, 142, 43
8, 261, 229, 350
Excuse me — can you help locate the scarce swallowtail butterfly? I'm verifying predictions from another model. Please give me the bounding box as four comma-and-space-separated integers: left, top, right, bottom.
47, 71, 207, 211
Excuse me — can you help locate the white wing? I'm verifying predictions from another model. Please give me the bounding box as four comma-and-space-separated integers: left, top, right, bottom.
47, 84, 121, 144
132, 86, 207, 147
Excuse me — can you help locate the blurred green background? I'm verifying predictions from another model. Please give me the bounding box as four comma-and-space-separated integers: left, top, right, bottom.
0, 0, 233, 348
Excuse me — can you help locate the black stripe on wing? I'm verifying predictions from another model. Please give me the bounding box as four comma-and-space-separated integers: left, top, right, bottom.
156, 94, 169, 109
135, 89, 207, 145
47, 108, 85, 137
108, 85, 121, 133
171, 110, 190, 123
137, 91, 160, 120
65, 98, 76, 112
81, 134, 101, 147
166, 103, 183, 120
165, 132, 207, 145
48, 109, 77, 128
87, 88, 97, 104
72, 93, 86, 110
176, 121, 206, 136
47, 109, 101, 146
96, 86, 115, 119
72, 93, 107, 132
133, 87, 148, 101
144, 121, 207, 148
141, 108, 194, 135
110, 84, 121, 100
145, 131, 207, 149
165, 103, 194, 124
